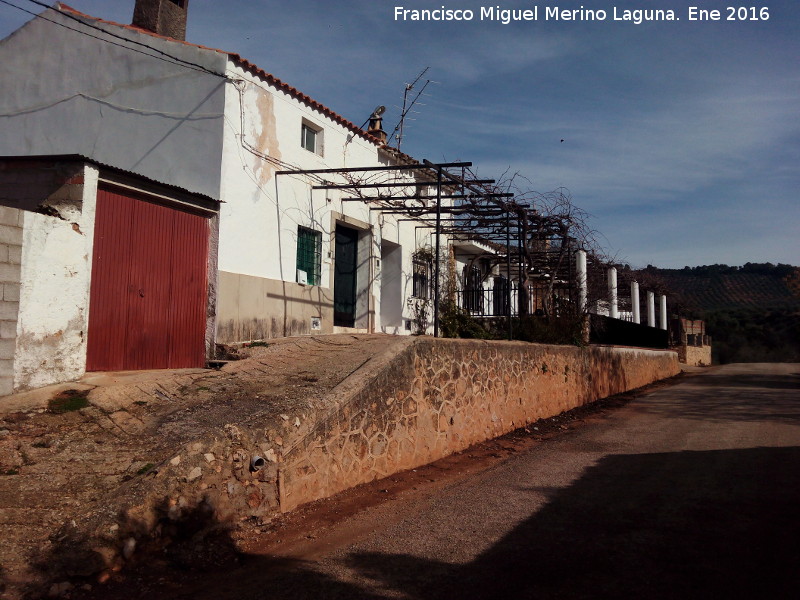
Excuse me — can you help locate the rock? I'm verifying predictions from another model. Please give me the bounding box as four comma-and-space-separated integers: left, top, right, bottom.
187, 467, 202, 482
170, 455, 181, 466
224, 424, 242, 440
122, 537, 136, 560
264, 449, 277, 462
204, 453, 215, 463
48, 581, 73, 597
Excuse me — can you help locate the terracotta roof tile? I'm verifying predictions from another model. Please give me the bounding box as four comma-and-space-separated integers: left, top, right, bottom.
54, 3, 385, 146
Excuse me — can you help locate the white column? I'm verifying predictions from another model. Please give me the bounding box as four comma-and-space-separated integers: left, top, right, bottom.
576, 250, 587, 314
631, 281, 640, 324
647, 291, 656, 327
660, 294, 668, 330
607, 267, 618, 319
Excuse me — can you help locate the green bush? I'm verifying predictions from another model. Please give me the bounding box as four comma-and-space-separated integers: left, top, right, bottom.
440, 302, 491, 339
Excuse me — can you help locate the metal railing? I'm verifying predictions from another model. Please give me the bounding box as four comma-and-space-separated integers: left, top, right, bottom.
454, 283, 576, 318
452, 283, 670, 349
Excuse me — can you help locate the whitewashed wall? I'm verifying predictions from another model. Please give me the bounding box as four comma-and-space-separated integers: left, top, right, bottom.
217, 62, 437, 336
0, 5, 442, 348
13, 165, 98, 390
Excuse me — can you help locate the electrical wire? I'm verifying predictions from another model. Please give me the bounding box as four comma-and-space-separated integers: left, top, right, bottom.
3, 0, 380, 154
1, 0, 228, 78
0, 90, 224, 119
1, 1, 437, 231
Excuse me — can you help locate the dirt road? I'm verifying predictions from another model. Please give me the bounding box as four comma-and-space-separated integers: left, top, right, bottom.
77, 363, 800, 599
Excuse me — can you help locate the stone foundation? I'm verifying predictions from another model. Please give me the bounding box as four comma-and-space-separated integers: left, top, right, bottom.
278, 339, 679, 511
216, 270, 336, 343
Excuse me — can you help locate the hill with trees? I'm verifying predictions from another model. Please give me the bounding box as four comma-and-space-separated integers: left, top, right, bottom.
638, 263, 800, 364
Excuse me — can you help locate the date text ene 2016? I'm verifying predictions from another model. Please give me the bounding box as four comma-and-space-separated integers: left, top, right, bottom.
689, 6, 770, 21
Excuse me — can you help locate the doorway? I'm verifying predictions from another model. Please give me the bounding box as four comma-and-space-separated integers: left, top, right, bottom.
334, 225, 358, 327
380, 240, 402, 330
87, 186, 209, 370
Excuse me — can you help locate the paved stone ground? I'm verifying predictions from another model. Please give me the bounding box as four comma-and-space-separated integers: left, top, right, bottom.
0, 334, 404, 599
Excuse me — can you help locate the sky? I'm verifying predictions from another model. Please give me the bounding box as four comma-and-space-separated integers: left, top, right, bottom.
1, 0, 798, 269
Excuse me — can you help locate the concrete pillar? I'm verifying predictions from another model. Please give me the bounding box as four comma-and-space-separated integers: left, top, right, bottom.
631, 281, 640, 324
607, 267, 618, 319
576, 250, 589, 344
660, 294, 668, 330
647, 291, 656, 327
576, 250, 587, 314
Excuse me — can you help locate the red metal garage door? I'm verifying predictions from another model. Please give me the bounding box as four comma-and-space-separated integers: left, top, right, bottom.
86, 186, 209, 371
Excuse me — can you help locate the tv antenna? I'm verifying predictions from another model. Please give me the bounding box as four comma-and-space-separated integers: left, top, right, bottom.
389, 67, 433, 152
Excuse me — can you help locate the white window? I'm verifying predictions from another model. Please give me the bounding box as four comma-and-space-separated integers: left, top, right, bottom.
301, 120, 323, 156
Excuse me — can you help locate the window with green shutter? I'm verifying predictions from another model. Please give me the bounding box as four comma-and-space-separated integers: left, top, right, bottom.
296, 226, 322, 285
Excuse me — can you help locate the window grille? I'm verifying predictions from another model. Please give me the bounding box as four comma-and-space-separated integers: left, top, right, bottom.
412, 257, 430, 299
296, 226, 322, 285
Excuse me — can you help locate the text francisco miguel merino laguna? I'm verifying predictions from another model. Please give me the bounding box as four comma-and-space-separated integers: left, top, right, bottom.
395, 5, 689, 25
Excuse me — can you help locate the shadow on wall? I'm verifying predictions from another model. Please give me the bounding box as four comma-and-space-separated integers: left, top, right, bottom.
587, 349, 628, 403
42, 446, 800, 599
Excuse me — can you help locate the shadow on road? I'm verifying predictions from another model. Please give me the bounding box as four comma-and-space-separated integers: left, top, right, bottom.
640, 371, 800, 424
73, 445, 800, 600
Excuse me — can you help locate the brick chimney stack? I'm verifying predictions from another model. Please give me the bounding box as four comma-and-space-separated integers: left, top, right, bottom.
132, 0, 189, 41
367, 106, 387, 143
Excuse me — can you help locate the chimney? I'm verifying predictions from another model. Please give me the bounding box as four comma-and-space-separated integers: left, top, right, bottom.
132, 0, 189, 41
367, 105, 387, 143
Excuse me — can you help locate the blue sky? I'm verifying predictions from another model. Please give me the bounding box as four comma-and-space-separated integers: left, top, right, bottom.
1, 0, 798, 268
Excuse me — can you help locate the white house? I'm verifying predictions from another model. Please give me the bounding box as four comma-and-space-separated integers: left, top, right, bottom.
0, 0, 442, 394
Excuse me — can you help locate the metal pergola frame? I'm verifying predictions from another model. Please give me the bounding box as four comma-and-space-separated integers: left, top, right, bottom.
276, 159, 572, 339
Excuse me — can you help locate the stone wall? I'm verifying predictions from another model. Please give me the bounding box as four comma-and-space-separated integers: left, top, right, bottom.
54, 337, 678, 579
278, 338, 679, 511
677, 344, 712, 367
0, 206, 23, 397
118, 339, 679, 525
